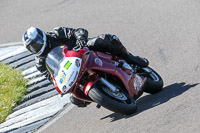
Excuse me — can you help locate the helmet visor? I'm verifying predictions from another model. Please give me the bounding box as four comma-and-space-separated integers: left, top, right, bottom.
26, 34, 45, 54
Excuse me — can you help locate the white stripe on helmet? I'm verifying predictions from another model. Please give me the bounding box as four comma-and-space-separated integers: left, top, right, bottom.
37, 30, 47, 56
27, 27, 38, 39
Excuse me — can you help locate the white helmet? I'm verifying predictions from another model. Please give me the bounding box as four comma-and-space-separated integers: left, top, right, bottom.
22, 27, 47, 56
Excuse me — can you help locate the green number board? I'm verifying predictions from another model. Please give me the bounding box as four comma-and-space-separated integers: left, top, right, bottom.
64, 61, 72, 70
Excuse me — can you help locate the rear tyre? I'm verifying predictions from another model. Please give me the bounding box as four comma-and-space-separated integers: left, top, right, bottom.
141, 67, 164, 94
88, 84, 137, 115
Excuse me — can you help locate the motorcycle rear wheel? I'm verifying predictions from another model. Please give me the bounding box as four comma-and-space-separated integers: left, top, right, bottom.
141, 67, 164, 94
88, 84, 137, 115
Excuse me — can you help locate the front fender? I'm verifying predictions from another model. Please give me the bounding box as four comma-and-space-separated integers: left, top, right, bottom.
84, 74, 101, 95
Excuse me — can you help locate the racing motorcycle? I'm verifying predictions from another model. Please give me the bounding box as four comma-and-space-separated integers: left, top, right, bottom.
45, 45, 163, 115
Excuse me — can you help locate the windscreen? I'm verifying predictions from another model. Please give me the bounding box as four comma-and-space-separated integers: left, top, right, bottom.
45, 46, 65, 77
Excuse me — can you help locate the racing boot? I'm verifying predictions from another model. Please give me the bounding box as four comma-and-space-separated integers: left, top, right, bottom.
109, 35, 149, 67
70, 95, 91, 107
119, 48, 149, 67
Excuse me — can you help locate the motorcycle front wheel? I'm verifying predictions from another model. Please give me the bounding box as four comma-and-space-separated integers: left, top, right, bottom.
88, 83, 137, 115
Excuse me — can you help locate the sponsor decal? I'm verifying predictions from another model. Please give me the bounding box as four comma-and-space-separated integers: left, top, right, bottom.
69, 81, 74, 87
133, 75, 143, 91
68, 71, 79, 87
62, 85, 67, 92
68, 71, 75, 82
95, 58, 103, 66
64, 61, 72, 70
75, 59, 80, 67
59, 70, 67, 84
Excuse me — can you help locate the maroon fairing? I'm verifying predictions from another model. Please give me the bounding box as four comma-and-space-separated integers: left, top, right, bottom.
54, 46, 146, 102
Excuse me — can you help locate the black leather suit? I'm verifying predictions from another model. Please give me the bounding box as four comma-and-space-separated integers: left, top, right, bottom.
35, 27, 148, 81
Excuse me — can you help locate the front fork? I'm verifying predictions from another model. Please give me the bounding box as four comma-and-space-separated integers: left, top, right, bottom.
83, 70, 120, 109
83, 70, 119, 95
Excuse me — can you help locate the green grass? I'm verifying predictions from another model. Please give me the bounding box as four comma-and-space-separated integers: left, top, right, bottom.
0, 63, 27, 123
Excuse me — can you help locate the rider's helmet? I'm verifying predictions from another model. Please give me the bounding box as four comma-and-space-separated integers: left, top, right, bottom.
22, 27, 47, 56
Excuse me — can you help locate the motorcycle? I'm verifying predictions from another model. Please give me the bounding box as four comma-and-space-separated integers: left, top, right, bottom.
45, 45, 163, 115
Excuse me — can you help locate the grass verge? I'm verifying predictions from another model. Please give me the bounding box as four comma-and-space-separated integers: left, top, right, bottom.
0, 63, 27, 123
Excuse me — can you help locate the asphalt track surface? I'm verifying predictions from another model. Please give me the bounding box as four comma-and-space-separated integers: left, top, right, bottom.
1, 0, 200, 133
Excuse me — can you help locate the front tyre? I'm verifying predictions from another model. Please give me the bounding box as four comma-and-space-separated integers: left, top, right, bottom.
88, 84, 137, 115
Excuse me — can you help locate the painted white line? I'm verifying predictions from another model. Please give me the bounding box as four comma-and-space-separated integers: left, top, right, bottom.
0, 41, 23, 48
22, 66, 37, 76
0, 41, 25, 61
24, 71, 42, 80
36, 104, 75, 133
0, 47, 26, 61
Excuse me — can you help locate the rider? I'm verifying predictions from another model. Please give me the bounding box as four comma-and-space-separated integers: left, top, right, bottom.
22, 26, 149, 107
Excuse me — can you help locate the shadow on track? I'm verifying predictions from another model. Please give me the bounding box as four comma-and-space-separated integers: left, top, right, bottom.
100, 82, 199, 122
